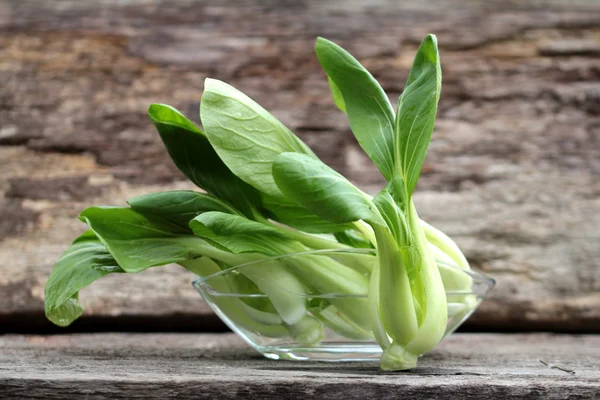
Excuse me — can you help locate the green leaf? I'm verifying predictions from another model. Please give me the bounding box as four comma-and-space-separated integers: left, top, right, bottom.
80, 206, 205, 272
128, 190, 238, 230
190, 211, 297, 255
44, 230, 125, 327
272, 152, 385, 226
262, 194, 354, 234
315, 37, 395, 181
334, 230, 373, 249
395, 34, 442, 196
200, 78, 316, 199
327, 76, 346, 113
148, 104, 260, 217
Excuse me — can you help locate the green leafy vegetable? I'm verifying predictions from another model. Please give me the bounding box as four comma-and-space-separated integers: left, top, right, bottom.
372, 34, 447, 370
45, 33, 480, 372
394, 34, 442, 196
279, 34, 450, 370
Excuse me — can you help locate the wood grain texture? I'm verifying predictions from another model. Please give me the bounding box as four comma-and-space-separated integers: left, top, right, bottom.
0, 333, 599, 399
1, 0, 599, 332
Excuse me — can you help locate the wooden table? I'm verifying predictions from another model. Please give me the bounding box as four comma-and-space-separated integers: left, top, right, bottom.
1, 333, 598, 399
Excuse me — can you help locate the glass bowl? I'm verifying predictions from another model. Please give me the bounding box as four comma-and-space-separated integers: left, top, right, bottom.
192, 248, 495, 362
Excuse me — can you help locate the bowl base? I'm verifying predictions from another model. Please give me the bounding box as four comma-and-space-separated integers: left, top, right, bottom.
256, 342, 382, 362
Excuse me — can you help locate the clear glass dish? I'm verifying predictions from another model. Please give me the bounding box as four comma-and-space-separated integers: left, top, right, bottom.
192, 249, 495, 362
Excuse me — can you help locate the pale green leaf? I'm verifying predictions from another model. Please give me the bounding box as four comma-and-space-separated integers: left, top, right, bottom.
315, 37, 395, 181
200, 78, 316, 198
395, 34, 442, 196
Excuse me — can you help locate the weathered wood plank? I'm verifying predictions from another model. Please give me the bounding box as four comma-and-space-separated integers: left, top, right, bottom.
0, 333, 598, 399
1, 0, 599, 332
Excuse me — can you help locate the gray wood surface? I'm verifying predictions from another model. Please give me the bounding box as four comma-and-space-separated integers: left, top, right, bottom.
0, 333, 598, 399
1, 0, 599, 332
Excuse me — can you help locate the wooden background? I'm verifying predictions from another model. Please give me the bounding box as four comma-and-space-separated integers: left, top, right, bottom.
1, 0, 599, 333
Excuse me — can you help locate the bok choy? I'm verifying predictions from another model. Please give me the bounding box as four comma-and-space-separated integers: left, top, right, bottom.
44, 33, 474, 370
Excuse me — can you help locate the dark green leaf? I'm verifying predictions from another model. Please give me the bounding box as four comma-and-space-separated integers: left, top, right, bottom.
262, 194, 354, 234
394, 34, 442, 196
272, 152, 385, 226
128, 190, 238, 230
315, 37, 395, 181
200, 78, 316, 199
334, 230, 374, 249
44, 230, 125, 327
148, 104, 260, 217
